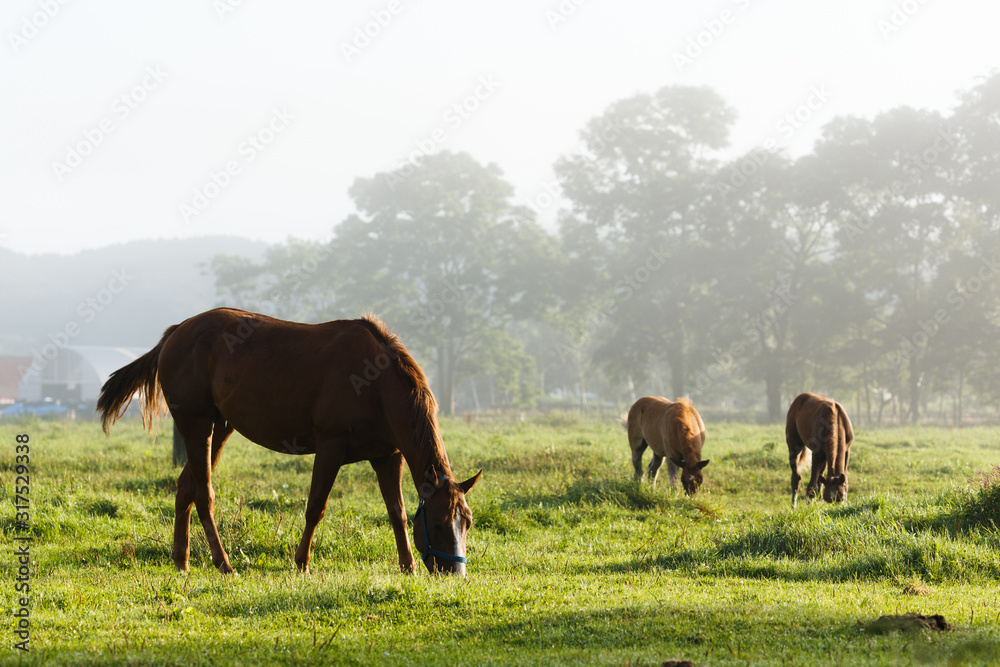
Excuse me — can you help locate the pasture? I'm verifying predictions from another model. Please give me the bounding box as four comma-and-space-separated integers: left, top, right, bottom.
2, 414, 1000, 666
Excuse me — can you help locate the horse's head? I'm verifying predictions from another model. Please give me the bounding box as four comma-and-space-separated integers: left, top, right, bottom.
413, 469, 482, 575
819, 473, 847, 502
680, 459, 710, 495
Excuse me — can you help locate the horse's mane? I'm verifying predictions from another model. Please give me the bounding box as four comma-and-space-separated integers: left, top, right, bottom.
357, 314, 460, 515
358, 313, 435, 401
672, 397, 701, 433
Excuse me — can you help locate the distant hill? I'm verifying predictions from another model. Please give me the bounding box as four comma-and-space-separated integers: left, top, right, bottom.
0, 236, 267, 354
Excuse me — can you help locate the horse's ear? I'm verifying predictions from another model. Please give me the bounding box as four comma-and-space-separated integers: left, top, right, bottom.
459, 469, 483, 495
697, 460, 710, 470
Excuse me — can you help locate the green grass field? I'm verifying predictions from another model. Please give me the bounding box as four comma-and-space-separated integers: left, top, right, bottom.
2, 413, 1000, 666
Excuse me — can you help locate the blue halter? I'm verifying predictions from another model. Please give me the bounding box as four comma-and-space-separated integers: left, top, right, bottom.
414, 495, 467, 565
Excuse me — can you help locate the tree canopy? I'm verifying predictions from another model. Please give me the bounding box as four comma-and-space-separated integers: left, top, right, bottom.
212, 73, 1000, 423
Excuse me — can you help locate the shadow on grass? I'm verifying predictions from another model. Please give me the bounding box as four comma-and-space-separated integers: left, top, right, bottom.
244, 497, 303, 513
591, 517, 1000, 583
718, 447, 786, 470
217, 580, 416, 619
117, 474, 177, 493
477, 449, 606, 475
474, 478, 717, 535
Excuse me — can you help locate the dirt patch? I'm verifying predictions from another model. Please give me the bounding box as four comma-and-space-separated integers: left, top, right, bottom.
863, 613, 952, 634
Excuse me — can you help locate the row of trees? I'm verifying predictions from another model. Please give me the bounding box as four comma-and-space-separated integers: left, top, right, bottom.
212, 73, 1000, 424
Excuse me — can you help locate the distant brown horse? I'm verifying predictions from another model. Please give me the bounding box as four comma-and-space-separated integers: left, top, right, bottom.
785, 392, 854, 506
626, 396, 709, 495
97, 308, 481, 575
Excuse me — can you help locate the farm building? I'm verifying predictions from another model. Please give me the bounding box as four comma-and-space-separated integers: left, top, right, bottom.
0, 356, 32, 405
17, 346, 148, 407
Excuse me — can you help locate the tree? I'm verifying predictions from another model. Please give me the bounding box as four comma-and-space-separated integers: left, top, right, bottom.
554, 85, 736, 398
812, 107, 961, 423
327, 151, 560, 414
701, 151, 843, 420
211, 239, 332, 322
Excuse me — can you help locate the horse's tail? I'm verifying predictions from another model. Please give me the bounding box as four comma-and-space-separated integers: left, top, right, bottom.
96, 325, 178, 435
619, 413, 629, 430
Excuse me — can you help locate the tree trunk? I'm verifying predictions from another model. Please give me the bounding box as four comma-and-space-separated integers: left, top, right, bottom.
667, 347, 685, 399
956, 369, 964, 427
907, 355, 921, 424
863, 361, 872, 426
765, 357, 782, 422
437, 341, 457, 417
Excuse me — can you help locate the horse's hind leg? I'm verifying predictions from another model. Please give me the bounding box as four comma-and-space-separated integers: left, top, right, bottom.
370, 451, 415, 573
786, 414, 805, 507
294, 438, 345, 573
631, 438, 648, 482
172, 462, 195, 571
173, 416, 234, 573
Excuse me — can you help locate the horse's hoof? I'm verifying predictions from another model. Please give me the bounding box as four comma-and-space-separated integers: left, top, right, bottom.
217, 562, 235, 575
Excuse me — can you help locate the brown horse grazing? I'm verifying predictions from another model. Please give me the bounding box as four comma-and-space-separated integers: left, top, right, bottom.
626, 396, 709, 495
785, 392, 854, 507
97, 308, 481, 575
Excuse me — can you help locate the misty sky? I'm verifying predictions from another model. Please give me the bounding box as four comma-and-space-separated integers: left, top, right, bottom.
2, 1, 997, 256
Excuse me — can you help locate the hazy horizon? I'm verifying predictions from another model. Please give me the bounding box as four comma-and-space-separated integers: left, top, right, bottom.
2, 1, 997, 256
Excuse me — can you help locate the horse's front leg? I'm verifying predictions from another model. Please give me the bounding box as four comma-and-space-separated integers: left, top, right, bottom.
788, 447, 803, 508
371, 451, 415, 573
807, 448, 826, 501
294, 440, 345, 573
658, 455, 673, 488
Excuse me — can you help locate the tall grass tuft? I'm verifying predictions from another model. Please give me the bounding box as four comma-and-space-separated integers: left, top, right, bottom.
958, 464, 1000, 529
